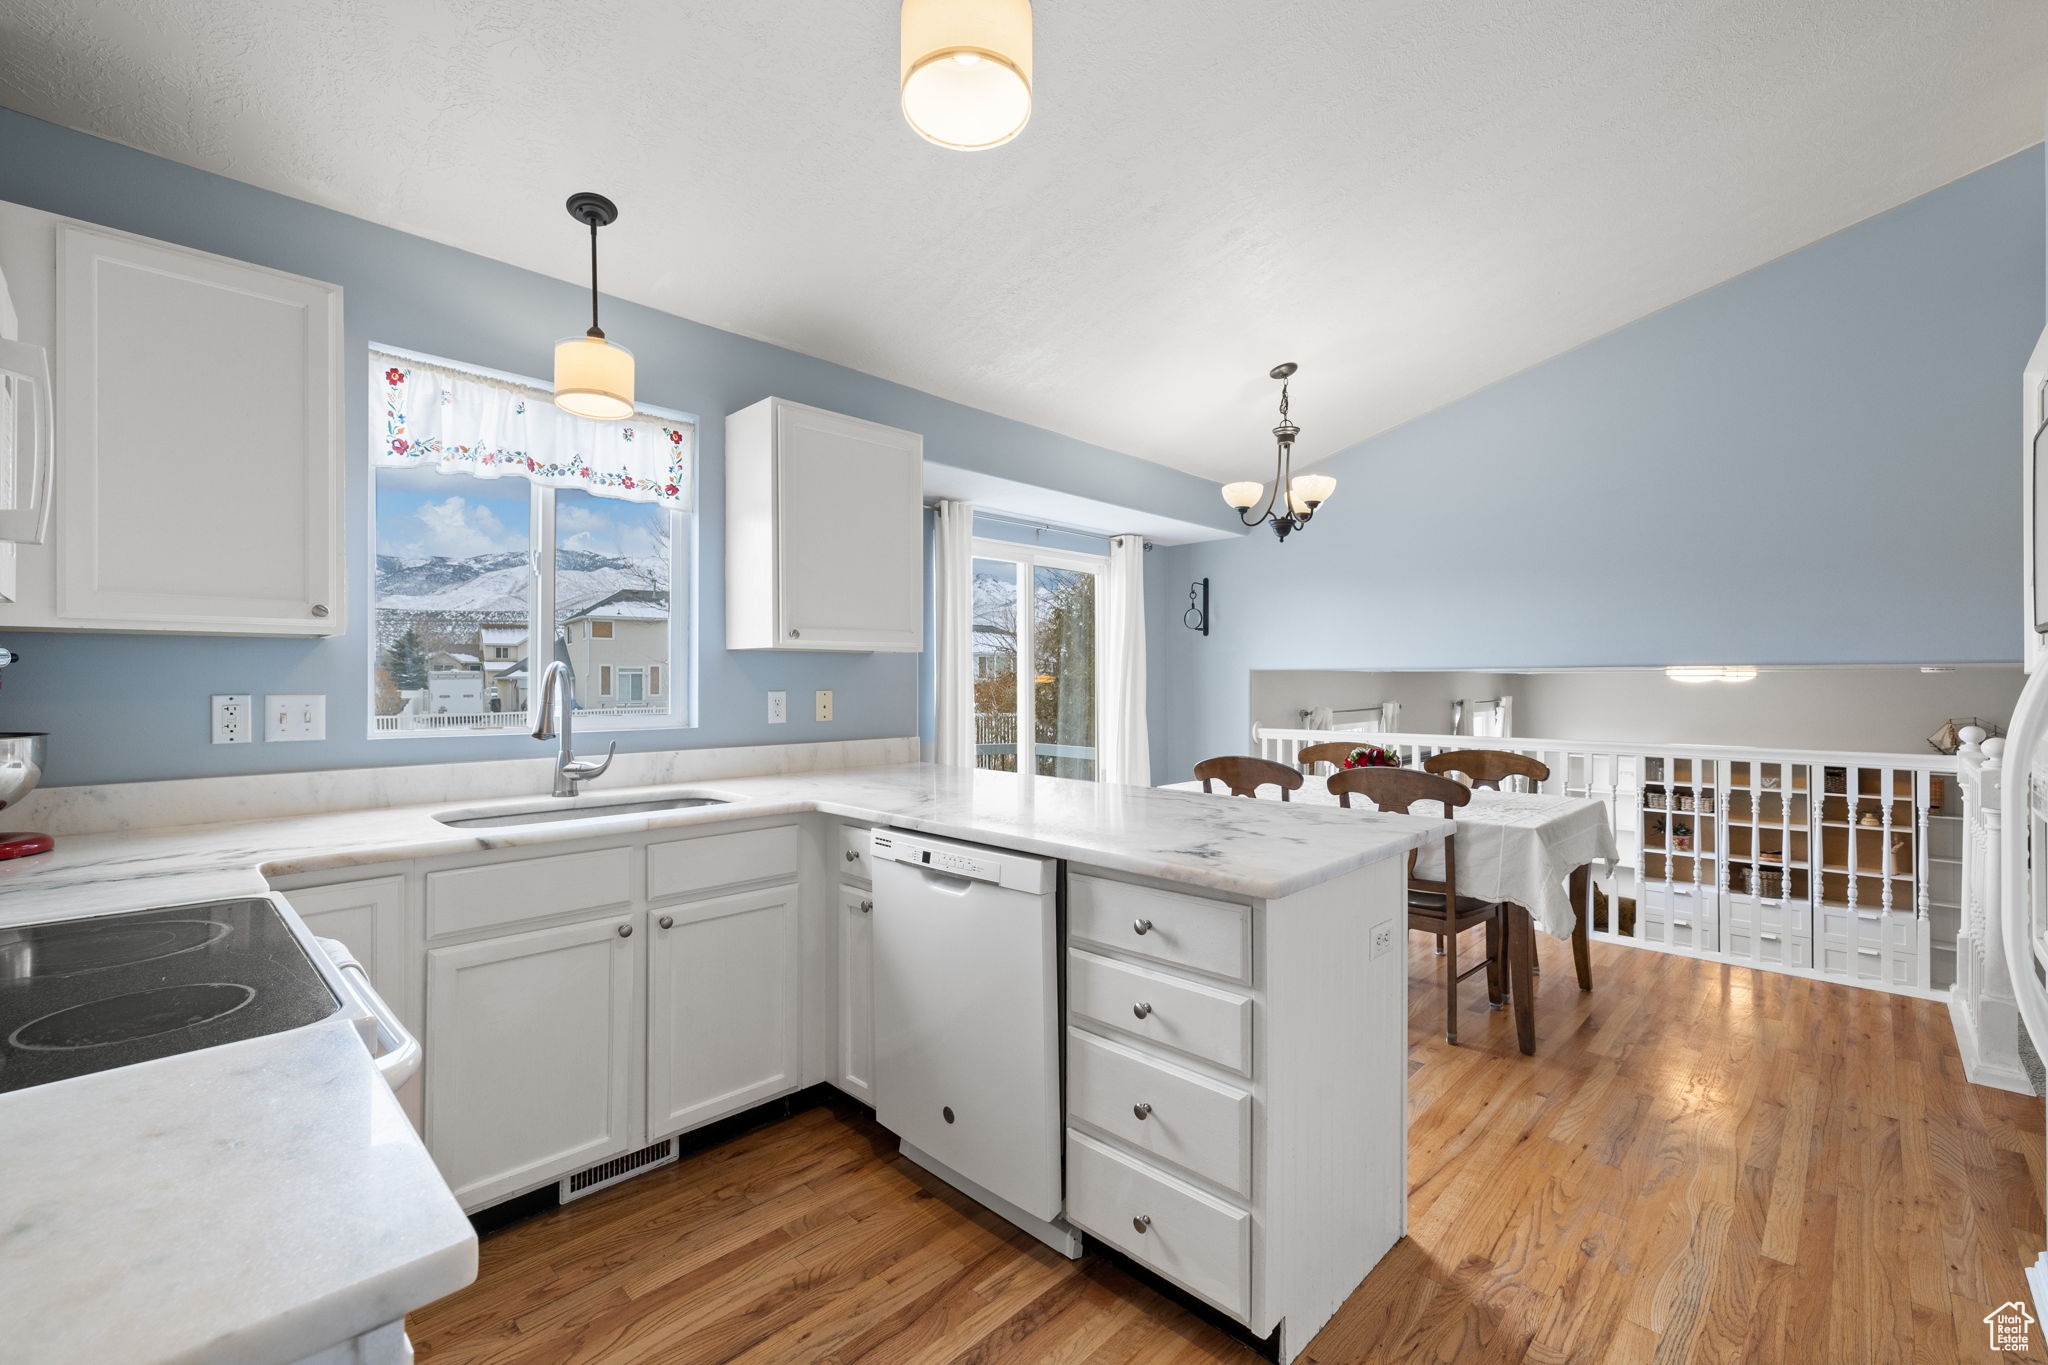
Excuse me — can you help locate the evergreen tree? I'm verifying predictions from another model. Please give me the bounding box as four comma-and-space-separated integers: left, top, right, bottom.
387, 629, 430, 692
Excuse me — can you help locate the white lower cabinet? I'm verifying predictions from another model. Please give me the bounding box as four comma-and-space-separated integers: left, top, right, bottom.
837, 883, 875, 1103
282, 876, 407, 1009
1066, 1128, 1251, 1319
425, 916, 641, 1210
647, 883, 802, 1137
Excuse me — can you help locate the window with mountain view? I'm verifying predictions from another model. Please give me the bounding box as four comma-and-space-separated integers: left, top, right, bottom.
370, 349, 692, 737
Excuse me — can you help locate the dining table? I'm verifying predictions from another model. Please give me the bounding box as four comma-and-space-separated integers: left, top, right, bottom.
1165, 778, 1619, 1053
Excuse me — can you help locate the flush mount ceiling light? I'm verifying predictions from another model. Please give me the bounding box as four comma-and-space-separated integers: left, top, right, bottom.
1221, 363, 1335, 542
901, 0, 1033, 150
553, 192, 634, 421
1665, 666, 1760, 684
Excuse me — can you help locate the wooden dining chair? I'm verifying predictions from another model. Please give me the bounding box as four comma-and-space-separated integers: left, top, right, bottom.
1194, 755, 1305, 800
1328, 767, 1504, 1043
1424, 749, 1551, 791
1296, 741, 1372, 773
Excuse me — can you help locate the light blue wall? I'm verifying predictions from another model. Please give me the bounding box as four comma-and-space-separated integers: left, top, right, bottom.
0, 108, 1227, 786
1156, 149, 2047, 781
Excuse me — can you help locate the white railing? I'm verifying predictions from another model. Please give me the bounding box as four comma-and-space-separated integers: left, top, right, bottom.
1254, 725, 1963, 999
1950, 730, 2028, 1091
373, 704, 668, 734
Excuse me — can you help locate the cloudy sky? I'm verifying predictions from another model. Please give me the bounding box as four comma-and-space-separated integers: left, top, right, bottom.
377, 468, 668, 563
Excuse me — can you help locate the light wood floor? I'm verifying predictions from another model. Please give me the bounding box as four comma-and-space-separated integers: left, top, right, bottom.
409, 935, 2047, 1364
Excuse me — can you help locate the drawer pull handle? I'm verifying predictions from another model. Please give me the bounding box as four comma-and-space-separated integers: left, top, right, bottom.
1133, 1101, 1153, 1121
845, 849, 861, 862
1857, 947, 1881, 957
859, 899, 873, 913
657, 915, 674, 930
1133, 918, 1154, 936
1132, 1214, 1152, 1235
1674, 918, 1692, 927
1760, 932, 1781, 942
1857, 911, 1881, 921
1133, 1001, 1153, 1020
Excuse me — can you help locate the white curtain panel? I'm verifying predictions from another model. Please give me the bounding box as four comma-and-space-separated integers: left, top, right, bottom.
372, 349, 693, 508
1100, 534, 1151, 786
932, 500, 976, 767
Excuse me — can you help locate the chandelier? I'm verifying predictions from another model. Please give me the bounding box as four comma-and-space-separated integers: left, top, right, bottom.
1220, 363, 1334, 541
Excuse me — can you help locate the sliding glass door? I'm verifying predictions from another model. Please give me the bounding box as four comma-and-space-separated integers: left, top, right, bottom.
970, 542, 1103, 780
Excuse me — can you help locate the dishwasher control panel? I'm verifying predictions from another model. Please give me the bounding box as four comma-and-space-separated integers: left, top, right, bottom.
871, 830, 1048, 893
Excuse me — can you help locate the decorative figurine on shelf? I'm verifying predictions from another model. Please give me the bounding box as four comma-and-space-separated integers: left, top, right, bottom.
1859, 808, 1883, 828
1891, 837, 1912, 876
1342, 745, 1401, 769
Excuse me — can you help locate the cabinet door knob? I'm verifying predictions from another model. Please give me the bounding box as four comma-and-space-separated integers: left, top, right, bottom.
859, 899, 873, 913
789, 628, 801, 639
846, 849, 861, 862
658, 914, 674, 930
1132, 917, 1154, 936
617, 923, 633, 937
1133, 1101, 1152, 1121
1132, 1214, 1152, 1234
310, 604, 329, 618
1132, 1001, 1153, 1020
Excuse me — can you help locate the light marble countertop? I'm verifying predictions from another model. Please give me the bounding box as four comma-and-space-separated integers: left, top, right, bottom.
0, 760, 1443, 1364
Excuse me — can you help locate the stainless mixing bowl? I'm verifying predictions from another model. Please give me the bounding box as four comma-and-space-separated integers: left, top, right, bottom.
0, 733, 48, 811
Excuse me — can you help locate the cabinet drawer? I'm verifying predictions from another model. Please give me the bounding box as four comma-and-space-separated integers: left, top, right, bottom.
648, 824, 801, 901
1068, 949, 1252, 1076
1723, 895, 1807, 937
1820, 907, 1892, 948
1821, 938, 1888, 982
426, 847, 632, 939
837, 823, 873, 882
1727, 924, 1811, 969
1069, 874, 1249, 982
1638, 882, 1709, 916
1065, 1129, 1249, 1320
1066, 1028, 1251, 1196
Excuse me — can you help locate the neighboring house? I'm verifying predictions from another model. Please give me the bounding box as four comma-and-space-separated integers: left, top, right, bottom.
561, 589, 669, 711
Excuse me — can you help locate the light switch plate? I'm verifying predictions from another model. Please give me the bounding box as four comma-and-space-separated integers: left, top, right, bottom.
815, 689, 834, 722
768, 691, 787, 724
266, 694, 326, 742
211, 694, 254, 745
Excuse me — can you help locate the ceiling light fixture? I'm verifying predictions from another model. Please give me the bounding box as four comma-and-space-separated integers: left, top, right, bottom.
901, 0, 1033, 150
1664, 665, 1759, 684
553, 192, 634, 421
1221, 363, 1334, 541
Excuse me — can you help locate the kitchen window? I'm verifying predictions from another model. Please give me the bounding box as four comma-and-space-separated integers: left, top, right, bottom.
970, 539, 1103, 780
369, 347, 694, 737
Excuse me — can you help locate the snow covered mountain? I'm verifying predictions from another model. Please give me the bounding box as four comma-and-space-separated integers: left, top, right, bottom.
376, 549, 666, 619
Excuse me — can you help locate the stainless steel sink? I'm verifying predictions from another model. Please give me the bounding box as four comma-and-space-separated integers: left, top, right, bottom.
437, 795, 729, 829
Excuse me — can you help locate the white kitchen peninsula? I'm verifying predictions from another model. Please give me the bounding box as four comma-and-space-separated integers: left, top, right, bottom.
0, 758, 1444, 1364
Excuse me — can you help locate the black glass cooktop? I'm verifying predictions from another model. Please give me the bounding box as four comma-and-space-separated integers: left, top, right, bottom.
0, 899, 338, 1093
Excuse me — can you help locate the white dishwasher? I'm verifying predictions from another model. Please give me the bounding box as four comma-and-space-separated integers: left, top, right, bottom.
870, 829, 1070, 1245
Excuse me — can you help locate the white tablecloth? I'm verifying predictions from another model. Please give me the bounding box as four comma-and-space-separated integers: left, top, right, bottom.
1165, 782, 1618, 939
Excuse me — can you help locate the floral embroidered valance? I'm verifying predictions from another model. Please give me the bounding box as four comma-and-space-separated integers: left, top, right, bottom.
372, 349, 693, 508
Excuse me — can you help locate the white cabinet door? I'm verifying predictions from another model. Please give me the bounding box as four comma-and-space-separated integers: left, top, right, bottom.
283, 877, 408, 1022
647, 884, 802, 1136
837, 883, 874, 1103
54, 223, 343, 634
426, 916, 640, 1210
724, 397, 922, 652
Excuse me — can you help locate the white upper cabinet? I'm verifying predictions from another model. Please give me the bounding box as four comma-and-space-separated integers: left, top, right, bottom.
725, 397, 922, 651
36, 221, 344, 635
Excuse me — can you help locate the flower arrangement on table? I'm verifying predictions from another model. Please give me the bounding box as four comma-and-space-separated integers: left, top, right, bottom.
1341, 745, 1402, 769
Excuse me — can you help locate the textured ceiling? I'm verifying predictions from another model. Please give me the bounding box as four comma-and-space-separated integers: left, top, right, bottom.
2, 1, 2043, 481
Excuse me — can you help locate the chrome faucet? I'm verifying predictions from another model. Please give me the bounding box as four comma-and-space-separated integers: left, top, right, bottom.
532, 659, 616, 797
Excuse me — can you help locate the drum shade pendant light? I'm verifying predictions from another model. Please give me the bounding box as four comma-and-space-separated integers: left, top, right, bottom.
553, 192, 634, 421
1221, 363, 1335, 541
901, 0, 1033, 150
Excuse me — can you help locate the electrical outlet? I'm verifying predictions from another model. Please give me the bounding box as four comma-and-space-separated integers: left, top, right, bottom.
767, 690, 787, 724
266, 694, 326, 742
815, 689, 834, 722
211, 694, 254, 745
1370, 920, 1395, 959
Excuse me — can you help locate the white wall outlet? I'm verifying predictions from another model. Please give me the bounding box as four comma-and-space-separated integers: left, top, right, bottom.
815, 689, 834, 722
211, 694, 254, 745
767, 690, 787, 724
1370, 920, 1395, 959
266, 694, 326, 742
